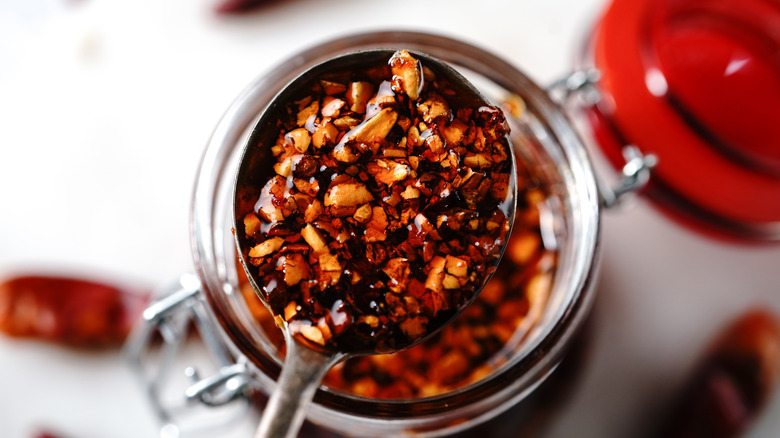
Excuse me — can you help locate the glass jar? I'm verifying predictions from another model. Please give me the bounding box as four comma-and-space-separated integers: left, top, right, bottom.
128, 30, 621, 437
201, 30, 602, 436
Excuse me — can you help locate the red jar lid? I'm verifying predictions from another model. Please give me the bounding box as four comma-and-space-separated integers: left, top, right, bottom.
586, 0, 780, 241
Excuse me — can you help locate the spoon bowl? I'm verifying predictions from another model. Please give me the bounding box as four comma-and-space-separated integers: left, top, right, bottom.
233, 48, 517, 438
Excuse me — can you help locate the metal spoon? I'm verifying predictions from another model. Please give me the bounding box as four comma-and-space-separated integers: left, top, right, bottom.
233, 49, 517, 438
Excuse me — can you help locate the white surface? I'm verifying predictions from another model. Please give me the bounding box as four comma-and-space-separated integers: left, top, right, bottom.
1, 0, 780, 437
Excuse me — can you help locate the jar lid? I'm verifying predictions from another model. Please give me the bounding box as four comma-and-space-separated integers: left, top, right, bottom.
585, 0, 780, 241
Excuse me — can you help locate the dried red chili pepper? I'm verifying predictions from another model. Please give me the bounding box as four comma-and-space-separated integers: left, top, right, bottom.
214, 0, 281, 15
0, 274, 150, 348
33, 432, 63, 438
656, 309, 780, 438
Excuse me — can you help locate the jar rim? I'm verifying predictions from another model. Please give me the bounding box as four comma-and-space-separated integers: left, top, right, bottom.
190, 30, 601, 435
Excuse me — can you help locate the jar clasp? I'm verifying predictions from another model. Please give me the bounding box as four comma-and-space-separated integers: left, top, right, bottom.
124, 274, 253, 437
548, 70, 658, 208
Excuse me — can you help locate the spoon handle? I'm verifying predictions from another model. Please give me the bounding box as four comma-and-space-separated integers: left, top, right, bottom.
254, 335, 339, 438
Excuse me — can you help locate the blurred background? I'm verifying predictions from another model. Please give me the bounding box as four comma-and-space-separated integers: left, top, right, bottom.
2, 0, 780, 437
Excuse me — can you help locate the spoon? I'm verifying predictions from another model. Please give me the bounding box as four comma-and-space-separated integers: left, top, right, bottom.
233, 49, 517, 438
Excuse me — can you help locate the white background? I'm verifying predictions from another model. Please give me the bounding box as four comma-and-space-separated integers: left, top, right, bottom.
2, 0, 780, 437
